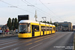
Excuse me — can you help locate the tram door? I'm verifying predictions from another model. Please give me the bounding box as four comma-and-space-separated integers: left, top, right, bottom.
32, 25, 39, 37
50, 27, 52, 34
41, 26, 44, 35
43, 31, 44, 35
32, 25, 34, 37
51, 27, 52, 34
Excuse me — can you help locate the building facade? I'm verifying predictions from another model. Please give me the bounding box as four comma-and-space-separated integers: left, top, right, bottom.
73, 25, 75, 31
55, 22, 73, 31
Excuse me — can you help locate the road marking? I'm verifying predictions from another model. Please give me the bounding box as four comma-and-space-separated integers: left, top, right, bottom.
0, 39, 18, 44
44, 38, 48, 39
29, 43, 43, 50
0, 39, 16, 42
44, 35, 56, 39
34, 39, 43, 43
25, 40, 32, 42
0, 41, 17, 46
34, 40, 41, 43
0, 44, 17, 50
34, 37, 43, 40
0, 39, 32, 50
11, 47, 19, 50
47, 37, 50, 38
25, 43, 32, 46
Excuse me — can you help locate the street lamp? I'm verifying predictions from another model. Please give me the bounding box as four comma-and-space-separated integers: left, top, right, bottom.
34, 10, 37, 22
27, 5, 37, 21
42, 17, 46, 22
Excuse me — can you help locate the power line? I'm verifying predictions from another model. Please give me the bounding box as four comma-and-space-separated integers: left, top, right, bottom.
22, 0, 60, 22
21, 0, 60, 22
0, 0, 33, 13
23, 0, 61, 22
0, 0, 53, 21
0, 0, 59, 22
22, 0, 59, 22
0, 0, 12, 5
39, 0, 64, 21
39, 0, 54, 14
22, 0, 54, 17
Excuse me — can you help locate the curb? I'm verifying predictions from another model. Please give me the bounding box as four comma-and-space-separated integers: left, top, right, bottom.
0, 35, 18, 39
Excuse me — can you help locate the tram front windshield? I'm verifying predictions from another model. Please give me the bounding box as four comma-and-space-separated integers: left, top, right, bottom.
19, 23, 31, 33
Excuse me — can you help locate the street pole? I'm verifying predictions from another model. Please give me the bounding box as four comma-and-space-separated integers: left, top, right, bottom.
34, 10, 37, 22
42, 17, 47, 35
27, 5, 37, 21
42, 17, 46, 22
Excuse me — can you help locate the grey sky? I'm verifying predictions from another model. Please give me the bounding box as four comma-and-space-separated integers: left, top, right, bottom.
0, 0, 75, 25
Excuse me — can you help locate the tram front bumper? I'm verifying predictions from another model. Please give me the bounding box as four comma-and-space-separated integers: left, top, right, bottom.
18, 33, 32, 38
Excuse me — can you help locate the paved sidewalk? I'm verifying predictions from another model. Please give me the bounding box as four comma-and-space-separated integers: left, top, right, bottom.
0, 33, 18, 38
73, 32, 75, 50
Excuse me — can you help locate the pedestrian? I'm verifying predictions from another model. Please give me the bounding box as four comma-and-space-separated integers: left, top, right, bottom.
5, 29, 9, 35
15, 29, 18, 33
7, 29, 9, 34
0, 29, 3, 35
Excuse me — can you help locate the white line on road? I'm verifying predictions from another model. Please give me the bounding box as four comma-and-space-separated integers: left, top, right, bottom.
29, 43, 43, 50
0, 41, 17, 46
0, 39, 17, 43
11, 47, 19, 50
0, 44, 17, 50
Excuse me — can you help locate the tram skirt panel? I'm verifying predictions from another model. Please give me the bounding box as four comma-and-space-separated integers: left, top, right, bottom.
41, 31, 43, 36
44, 31, 47, 35
34, 32, 40, 37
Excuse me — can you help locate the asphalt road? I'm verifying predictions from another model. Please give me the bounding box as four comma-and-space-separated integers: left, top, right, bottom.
0, 32, 74, 50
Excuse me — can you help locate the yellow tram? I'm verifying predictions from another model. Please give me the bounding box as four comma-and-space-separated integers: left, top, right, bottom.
18, 20, 56, 38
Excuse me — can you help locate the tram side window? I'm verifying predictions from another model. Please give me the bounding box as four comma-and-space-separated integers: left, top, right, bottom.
41, 26, 45, 31
47, 27, 50, 31
32, 25, 39, 31
28, 24, 31, 33
41, 26, 49, 31
50, 27, 52, 30
53, 27, 56, 30
44, 26, 46, 31
54, 27, 56, 30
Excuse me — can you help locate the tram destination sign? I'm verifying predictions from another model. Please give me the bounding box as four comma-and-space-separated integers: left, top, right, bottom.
18, 15, 29, 22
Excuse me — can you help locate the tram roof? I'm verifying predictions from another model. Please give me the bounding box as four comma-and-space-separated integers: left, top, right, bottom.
19, 20, 38, 23
19, 20, 55, 26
